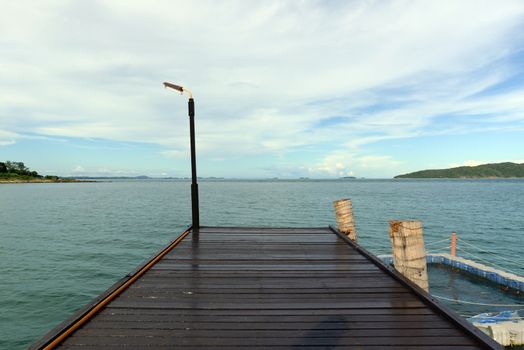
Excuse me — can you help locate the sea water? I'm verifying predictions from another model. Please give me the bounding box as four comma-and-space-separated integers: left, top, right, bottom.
1, 179, 523, 349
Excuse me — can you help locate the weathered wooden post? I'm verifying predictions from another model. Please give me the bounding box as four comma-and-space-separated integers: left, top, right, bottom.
389, 220, 428, 292
451, 232, 457, 257
333, 199, 357, 241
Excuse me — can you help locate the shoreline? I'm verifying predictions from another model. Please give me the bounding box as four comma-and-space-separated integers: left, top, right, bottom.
0, 179, 97, 184
395, 176, 524, 179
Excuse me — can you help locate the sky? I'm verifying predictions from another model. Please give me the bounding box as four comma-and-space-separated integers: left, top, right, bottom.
1, 0, 524, 178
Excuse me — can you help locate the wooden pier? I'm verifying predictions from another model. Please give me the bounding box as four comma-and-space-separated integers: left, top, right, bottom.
31, 226, 502, 349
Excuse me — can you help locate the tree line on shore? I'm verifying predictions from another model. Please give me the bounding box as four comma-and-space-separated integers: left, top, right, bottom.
0, 161, 58, 180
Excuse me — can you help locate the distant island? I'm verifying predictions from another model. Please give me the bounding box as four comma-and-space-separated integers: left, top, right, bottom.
67, 175, 152, 180
0, 161, 87, 183
395, 162, 524, 179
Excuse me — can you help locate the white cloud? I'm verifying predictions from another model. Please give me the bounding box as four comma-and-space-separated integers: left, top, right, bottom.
161, 149, 189, 159
448, 160, 488, 168
463, 160, 488, 167
0, 140, 16, 146
1, 1, 524, 175
0, 130, 19, 146
306, 151, 403, 178
66, 165, 141, 177
71, 165, 85, 173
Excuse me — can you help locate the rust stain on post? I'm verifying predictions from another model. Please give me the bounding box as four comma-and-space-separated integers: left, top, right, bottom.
451, 231, 457, 257
333, 199, 357, 242
389, 220, 428, 292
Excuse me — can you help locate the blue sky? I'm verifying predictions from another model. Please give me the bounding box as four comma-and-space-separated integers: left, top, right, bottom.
1, 0, 524, 178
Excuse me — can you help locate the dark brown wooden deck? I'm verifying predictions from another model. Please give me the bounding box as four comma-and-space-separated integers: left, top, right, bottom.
31, 226, 501, 349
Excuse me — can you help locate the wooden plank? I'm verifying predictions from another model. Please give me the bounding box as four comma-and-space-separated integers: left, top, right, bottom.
154, 258, 374, 265
133, 269, 388, 280
196, 232, 335, 237
161, 256, 370, 262
93, 313, 445, 323
62, 335, 477, 346
163, 252, 361, 260
176, 241, 348, 246
107, 300, 427, 309
154, 257, 374, 263
142, 272, 391, 279
100, 307, 438, 316
124, 286, 410, 294
175, 241, 349, 246
176, 241, 354, 246
152, 260, 380, 267
131, 282, 411, 289
77, 328, 462, 336
166, 243, 358, 250
150, 264, 381, 271
58, 346, 490, 350
198, 227, 330, 233
82, 321, 455, 331
116, 297, 418, 305
132, 280, 405, 289
123, 286, 413, 298
134, 276, 401, 284
192, 238, 340, 244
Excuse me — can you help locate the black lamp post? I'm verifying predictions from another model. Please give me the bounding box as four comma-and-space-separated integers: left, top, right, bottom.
163, 82, 199, 232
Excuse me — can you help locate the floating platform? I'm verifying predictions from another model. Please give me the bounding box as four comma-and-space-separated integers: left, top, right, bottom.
31, 226, 501, 349
380, 253, 524, 292
469, 310, 524, 346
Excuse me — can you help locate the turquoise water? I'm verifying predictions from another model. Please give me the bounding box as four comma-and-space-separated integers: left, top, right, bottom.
1, 179, 523, 349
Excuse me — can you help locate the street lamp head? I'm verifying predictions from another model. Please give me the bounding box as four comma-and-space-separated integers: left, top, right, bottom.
163, 82, 183, 92
163, 82, 193, 99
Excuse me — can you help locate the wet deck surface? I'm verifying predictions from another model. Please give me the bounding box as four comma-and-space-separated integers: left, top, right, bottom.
41, 227, 497, 349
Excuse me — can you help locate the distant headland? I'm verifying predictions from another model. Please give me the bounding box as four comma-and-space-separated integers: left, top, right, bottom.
395, 162, 524, 179
0, 161, 89, 183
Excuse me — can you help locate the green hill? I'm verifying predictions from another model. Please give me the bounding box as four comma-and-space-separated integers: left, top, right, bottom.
0, 161, 85, 183
395, 162, 524, 179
